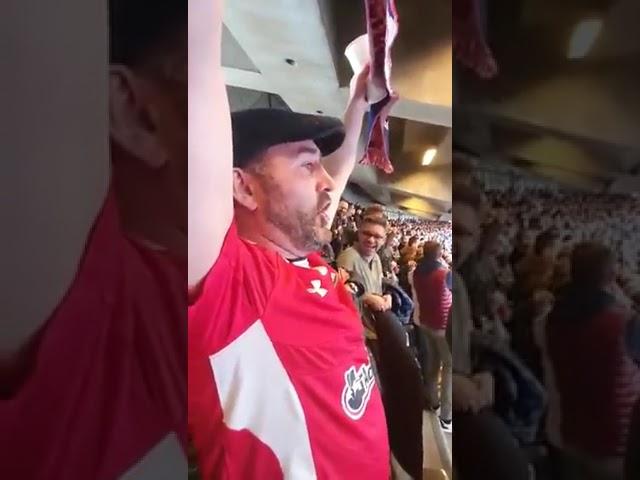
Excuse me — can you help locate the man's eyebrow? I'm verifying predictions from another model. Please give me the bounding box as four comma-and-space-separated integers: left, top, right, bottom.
294, 144, 321, 157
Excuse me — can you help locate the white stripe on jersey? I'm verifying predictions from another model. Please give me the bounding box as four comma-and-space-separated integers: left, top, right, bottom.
210, 320, 317, 479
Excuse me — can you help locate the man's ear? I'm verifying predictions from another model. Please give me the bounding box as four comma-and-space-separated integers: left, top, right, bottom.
232, 168, 259, 211
109, 65, 167, 168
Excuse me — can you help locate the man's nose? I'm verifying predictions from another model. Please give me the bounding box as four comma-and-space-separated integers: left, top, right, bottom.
317, 164, 336, 192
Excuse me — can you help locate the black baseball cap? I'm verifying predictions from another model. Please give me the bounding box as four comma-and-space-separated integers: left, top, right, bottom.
231, 109, 346, 169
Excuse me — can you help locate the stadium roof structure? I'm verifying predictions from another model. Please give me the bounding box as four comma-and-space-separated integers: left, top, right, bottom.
222, 0, 452, 219
454, 0, 640, 194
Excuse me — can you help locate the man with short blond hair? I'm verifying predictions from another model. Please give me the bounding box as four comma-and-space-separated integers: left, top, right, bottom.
338, 216, 392, 313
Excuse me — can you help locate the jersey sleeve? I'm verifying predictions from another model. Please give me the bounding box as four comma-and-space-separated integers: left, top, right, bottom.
188, 220, 280, 352
125, 242, 189, 449
97, 193, 190, 452
188, 222, 280, 479
188, 222, 242, 304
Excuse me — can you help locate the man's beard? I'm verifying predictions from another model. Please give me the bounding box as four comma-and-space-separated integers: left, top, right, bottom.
266, 202, 327, 253
259, 176, 329, 253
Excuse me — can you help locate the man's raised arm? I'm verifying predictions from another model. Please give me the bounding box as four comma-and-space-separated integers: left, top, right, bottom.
188, 0, 234, 287
322, 66, 370, 225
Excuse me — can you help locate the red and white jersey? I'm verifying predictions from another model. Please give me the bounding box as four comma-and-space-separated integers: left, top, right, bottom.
189, 222, 390, 479
0, 193, 187, 479
412, 262, 452, 331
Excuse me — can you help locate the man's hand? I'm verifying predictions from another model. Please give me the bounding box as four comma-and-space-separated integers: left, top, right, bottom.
337, 267, 350, 284
532, 289, 554, 318
348, 63, 371, 112
364, 294, 389, 312
452, 374, 485, 413
382, 294, 393, 311
472, 371, 495, 408
323, 64, 370, 225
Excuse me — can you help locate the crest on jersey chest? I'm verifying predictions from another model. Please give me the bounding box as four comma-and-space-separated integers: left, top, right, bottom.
341, 363, 375, 420
303, 265, 338, 298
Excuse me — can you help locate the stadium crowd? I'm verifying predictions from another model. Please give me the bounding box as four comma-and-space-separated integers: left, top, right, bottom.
320, 198, 454, 477
451, 167, 640, 480
326, 200, 451, 273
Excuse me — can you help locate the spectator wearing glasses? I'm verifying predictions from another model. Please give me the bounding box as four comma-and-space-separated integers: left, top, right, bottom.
337, 217, 392, 313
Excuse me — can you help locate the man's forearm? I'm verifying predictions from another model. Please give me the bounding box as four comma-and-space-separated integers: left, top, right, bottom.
323, 67, 370, 224
332, 102, 367, 171
323, 102, 368, 223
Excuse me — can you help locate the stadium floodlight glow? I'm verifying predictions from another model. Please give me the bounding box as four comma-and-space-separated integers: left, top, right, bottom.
567, 19, 602, 59
422, 148, 437, 166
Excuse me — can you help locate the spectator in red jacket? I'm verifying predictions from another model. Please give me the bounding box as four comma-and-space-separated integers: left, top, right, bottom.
543, 243, 640, 479
412, 241, 453, 431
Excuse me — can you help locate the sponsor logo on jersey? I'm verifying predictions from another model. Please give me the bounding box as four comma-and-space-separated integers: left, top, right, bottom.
307, 279, 328, 298
341, 363, 375, 420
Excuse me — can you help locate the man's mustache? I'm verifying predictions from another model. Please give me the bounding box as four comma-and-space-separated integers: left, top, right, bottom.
317, 193, 332, 212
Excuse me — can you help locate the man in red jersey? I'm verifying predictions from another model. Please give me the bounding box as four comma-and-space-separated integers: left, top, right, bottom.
1, 1, 187, 478
188, 1, 390, 478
